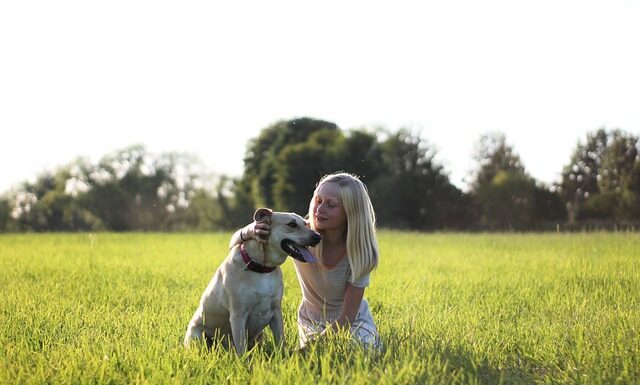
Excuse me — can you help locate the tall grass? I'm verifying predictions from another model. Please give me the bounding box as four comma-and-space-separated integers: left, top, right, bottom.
1, 232, 638, 384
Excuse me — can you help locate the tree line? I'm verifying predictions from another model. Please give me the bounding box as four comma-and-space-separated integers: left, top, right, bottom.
1, 118, 639, 232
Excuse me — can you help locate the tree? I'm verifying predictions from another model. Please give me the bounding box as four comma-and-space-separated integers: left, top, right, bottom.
558, 129, 608, 223
559, 128, 640, 223
271, 128, 385, 215
244, 121, 415, 227
469, 132, 537, 230
370, 129, 464, 230
5, 165, 99, 231
183, 176, 256, 230
597, 130, 640, 220
243, 123, 464, 230
474, 170, 536, 230
532, 183, 566, 226
75, 145, 208, 231
5, 145, 215, 232
272, 134, 339, 214
470, 132, 526, 190
0, 196, 14, 232
336, 129, 385, 183
243, 118, 340, 208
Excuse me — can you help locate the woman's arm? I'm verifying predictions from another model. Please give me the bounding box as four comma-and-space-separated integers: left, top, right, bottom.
228, 228, 247, 249
228, 221, 271, 249
331, 283, 365, 331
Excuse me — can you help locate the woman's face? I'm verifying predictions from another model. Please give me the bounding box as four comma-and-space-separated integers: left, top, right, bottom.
310, 182, 347, 232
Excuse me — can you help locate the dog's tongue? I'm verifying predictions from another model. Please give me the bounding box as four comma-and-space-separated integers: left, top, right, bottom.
294, 244, 318, 263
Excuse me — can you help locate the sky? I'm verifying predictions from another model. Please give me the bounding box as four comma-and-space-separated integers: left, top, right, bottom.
1, 0, 639, 194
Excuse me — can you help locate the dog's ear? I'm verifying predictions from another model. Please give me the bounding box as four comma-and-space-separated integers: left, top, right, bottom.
254, 208, 273, 224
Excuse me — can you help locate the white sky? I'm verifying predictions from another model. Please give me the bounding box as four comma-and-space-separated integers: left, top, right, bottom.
1, 0, 639, 193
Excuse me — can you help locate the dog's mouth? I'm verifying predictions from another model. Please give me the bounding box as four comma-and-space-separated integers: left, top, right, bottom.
281, 239, 318, 263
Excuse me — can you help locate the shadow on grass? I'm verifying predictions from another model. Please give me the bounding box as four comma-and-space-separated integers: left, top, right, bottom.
184, 329, 549, 384
373, 331, 548, 385
431, 343, 540, 385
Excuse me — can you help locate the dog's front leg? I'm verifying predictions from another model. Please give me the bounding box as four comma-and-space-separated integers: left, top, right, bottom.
183, 322, 206, 348
229, 310, 249, 355
269, 308, 285, 349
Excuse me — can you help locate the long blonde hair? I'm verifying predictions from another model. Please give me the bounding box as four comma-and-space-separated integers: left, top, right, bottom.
308, 172, 379, 281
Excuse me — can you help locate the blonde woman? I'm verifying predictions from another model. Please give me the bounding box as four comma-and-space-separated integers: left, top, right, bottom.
230, 172, 381, 349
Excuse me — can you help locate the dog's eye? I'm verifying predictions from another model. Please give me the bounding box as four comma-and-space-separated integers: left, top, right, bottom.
287, 221, 297, 228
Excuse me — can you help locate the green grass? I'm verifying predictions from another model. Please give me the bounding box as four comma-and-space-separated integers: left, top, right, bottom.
1, 232, 638, 384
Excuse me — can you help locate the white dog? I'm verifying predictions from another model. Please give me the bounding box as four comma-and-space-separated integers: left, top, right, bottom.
184, 208, 320, 354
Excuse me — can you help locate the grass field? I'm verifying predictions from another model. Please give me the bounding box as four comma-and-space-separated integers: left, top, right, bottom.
1, 232, 638, 385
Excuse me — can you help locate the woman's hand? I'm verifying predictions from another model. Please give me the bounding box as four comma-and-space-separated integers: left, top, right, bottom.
242, 221, 271, 244
230, 221, 271, 249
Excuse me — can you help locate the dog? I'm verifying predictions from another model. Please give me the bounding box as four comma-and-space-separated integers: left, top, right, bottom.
183, 208, 321, 354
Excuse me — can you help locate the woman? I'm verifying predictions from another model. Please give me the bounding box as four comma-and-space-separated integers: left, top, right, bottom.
230, 172, 381, 349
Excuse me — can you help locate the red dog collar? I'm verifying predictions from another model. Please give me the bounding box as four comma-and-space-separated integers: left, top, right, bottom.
240, 244, 276, 273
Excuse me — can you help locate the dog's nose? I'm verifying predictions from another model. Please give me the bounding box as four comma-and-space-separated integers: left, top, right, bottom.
311, 232, 321, 245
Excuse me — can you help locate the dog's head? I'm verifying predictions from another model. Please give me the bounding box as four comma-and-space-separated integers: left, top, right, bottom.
254, 208, 321, 264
